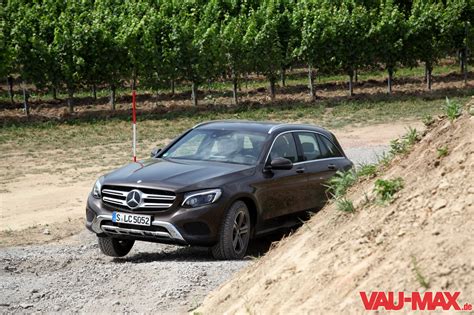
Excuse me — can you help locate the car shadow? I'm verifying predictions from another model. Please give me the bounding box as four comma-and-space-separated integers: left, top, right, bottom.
112, 229, 297, 264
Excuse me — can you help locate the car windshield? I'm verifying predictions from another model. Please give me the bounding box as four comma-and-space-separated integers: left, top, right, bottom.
161, 129, 267, 165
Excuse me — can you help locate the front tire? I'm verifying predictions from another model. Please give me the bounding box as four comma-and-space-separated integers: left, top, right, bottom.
98, 237, 134, 257
212, 201, 251, 260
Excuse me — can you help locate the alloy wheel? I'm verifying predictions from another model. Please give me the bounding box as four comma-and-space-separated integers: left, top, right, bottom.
232, 210, 250, 255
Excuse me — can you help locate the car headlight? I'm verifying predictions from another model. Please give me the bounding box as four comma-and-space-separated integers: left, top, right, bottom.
182, 189, 222, 208
92, 176, 105, 199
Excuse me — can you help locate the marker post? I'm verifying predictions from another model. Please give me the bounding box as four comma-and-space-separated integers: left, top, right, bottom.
132, 90, 137, 162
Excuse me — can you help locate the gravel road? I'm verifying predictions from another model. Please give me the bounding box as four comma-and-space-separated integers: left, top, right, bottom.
0, 147, 386, 314
0, 232, 251, 314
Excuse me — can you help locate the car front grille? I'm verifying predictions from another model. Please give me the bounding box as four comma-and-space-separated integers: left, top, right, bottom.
101, 185, 176, 211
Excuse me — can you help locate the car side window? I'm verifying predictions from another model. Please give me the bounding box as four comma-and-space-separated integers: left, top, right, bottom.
317, 134, 343, 158
297, 132, 323, 161
269, 133, 298, 163
295, 132, 322, 161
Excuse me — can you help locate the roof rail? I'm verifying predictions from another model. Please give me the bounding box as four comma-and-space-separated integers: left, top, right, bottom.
192, 121, 215, 129
267, 124, 286, 134
193, 120, 253, 129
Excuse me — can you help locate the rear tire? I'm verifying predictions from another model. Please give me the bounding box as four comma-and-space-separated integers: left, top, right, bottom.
98, 237, 134, 257
212, 201, 251, 260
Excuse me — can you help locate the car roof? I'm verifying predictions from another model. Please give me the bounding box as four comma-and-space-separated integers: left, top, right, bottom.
193, 120, 332, 136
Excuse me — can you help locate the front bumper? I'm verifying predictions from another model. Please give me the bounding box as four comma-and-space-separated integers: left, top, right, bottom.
85, 194, 225, 246
88, 214, 186, 242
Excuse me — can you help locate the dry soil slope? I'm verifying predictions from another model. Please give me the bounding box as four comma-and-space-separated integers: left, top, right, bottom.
198, 108, 474, 314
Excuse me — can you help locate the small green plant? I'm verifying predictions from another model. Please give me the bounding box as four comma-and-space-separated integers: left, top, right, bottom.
357, 163, 377, 178
403, 127, 419, 146
377, 151, 392, 167
444, 97, 462, 122
4, 228, 13, 236
389, 127, 419, 157
422, 114, 434, 126
437, 146, 448, 158
389, 138, 408, 155
336, 197, 355, 213
373, 177, 404, 203
411, 255, 430, 289
325, 170, 357, 198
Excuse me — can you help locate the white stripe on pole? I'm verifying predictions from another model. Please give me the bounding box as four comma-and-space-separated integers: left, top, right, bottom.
132, 90, 137, 162
133, 123, 137, 162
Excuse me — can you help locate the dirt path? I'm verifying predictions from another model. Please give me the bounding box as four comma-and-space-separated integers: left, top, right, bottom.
0, 231, 249, 314
0, 121, 425, 313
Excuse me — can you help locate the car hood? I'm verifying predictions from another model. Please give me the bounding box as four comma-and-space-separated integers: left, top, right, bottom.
103, 158, 255, 192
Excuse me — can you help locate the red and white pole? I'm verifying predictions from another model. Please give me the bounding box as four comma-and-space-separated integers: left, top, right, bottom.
132, 90, 137, 162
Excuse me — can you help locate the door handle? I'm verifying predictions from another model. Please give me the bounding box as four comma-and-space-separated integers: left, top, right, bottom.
328, 164, 336, 170
296, 167, 305, 174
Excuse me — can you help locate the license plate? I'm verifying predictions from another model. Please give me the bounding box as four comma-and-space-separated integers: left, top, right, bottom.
112, 212, 151, 226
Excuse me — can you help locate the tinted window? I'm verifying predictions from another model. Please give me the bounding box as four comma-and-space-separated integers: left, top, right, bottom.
296, 133, 322, 161
317, 135, 343, 158
269, 133, 298, 163
169, 133, 206, 157
162, 129, 266, 165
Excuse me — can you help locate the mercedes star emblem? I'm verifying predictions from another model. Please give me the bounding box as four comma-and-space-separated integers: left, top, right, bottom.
126, 190, 142, 209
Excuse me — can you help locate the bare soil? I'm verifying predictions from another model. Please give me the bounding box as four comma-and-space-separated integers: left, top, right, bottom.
198, 102, 474, 314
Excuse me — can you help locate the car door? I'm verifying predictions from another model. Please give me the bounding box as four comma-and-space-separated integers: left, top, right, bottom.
293, 132, 329, 209
255, 132, 308, 220
294, 132, 347, 209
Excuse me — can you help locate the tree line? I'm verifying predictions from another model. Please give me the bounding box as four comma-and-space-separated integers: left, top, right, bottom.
1, 0, 473, 113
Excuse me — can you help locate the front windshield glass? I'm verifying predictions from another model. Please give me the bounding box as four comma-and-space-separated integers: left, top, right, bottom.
161, 129, 267, 165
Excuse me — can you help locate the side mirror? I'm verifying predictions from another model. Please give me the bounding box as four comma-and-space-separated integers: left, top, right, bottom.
150, 147, 161, 157
267, 157, 293, 170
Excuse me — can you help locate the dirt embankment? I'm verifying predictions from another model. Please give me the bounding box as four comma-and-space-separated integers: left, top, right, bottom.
198, 105, 474, 313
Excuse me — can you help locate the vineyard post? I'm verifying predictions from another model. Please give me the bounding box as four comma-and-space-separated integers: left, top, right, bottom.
22, 82, 29, 117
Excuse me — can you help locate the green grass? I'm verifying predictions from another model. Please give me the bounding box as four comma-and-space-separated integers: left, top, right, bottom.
389, 138, 409, 156
325, 170, 357, 199
437, 146, 449, 158
275, 62, 459, 87
422, 114, 435, 127
1, 94, 470, 157
336, 197, 355, 213
373, 178, 404, 203
411, 255, 430, 289
356, 163, 377, 178
0, 79, 470, 187
443, 97, 462, 122
388, 126, 420, 156
403, 127, 419, 146
0, 62, 461, 103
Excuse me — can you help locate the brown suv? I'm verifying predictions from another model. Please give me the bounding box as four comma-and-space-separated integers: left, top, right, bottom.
86, 121, 353, 259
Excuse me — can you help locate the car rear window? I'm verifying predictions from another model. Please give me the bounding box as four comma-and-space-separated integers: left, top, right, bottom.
317, 134, 343, 158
